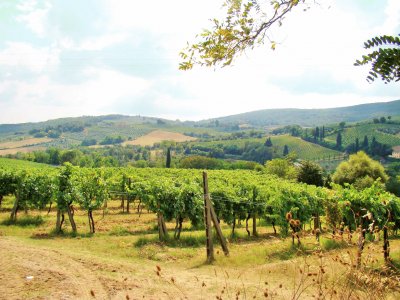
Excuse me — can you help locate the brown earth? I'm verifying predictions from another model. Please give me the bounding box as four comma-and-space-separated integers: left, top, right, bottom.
123, 130, 196, 146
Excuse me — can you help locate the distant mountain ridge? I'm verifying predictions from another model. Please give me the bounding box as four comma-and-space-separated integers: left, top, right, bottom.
1, 100, 399, 131
209, 99, 400, 127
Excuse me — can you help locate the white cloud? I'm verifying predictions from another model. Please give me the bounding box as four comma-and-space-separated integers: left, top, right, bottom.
16, 0, 51, 37
0, 42, 60, 73
1, 0, 398, 124
381, 0, 400, 33
75, 33, 129, 51
0, 68, 152, 123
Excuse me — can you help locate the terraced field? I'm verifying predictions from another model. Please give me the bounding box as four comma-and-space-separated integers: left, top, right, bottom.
189, 135, 341, 160
269, 135, 342, 159
325, 123, 400, 147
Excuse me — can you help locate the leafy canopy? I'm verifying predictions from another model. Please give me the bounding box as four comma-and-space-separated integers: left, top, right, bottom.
354, 34, 400, 83
332, 151, 388, 190
264, 157, 297, 180
179, 0, 308, 70
180, 1, 400, 84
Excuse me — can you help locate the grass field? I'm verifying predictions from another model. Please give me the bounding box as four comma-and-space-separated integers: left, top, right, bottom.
0, 157, 55, 169
0, 197, 399, 299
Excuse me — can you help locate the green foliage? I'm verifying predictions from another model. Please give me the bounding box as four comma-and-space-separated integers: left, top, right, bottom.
166, 147, 171, 168
355, 34, 400, 83
56, 163, 77, 211
332, 151, 388, 189
74, 168, 108, 211
1, 157, 400, 238
180, 156, 224, 169
180, 0, 307, 69
0, 169, 17, 197
297, 160, 324, 187
264, 158, 297, 181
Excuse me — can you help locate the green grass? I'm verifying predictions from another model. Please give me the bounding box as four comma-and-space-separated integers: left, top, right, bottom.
0, 157, 55, 170
1, 215, 45, 227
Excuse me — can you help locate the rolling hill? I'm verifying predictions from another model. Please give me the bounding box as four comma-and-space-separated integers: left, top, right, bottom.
209, 99, 400, 127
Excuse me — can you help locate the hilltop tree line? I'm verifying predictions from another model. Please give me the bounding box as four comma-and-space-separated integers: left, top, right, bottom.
272, 119, 395, 157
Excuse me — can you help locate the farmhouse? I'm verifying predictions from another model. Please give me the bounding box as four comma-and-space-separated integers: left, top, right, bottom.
391, 146, 400, 159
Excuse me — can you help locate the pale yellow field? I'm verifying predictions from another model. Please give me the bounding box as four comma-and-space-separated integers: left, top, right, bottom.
0, 146, 46, 156
0, 137, 52, 156
0, 138, 52, 150
123, 130, 197, 146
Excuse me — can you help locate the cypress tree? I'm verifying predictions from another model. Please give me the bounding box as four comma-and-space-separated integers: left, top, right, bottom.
166, 147, 171, 168
336, 132, 342, 149
362, 135, 369, 149
283, 145, 289, 156
355, 138, 359, 152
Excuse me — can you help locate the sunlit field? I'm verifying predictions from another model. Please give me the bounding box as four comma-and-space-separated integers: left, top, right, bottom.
1, 196, 399, 299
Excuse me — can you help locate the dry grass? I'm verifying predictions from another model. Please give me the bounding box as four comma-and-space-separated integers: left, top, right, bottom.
0, 137, 52, 149
0, 146, 47, 155
0, 198, 399, 299
0, 137, 52, 155
123, 130, 197, 146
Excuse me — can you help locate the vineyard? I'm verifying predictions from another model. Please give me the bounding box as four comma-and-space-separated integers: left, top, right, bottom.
188, 135, 341, 160
1, 157, 400, 298
325, 123, 400, 148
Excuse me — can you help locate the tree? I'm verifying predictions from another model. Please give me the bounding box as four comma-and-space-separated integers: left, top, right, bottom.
362, 135, 369, 149
179, 0, 310, 70
265, 137, 273, 147
75, 169, 108, 233
314, 127, 319, 142
180, 156, 224, 169
283, 144, 289, 156
180, 2, 399, 85
320, 126, 325, 141
56, 163, 78, 233
336, 132, 342, 150
264, 157, 297, 180
166, 147, 172, 168
332, 151, 388, 190
297, 160, 324, 186
354, 34, 400, 83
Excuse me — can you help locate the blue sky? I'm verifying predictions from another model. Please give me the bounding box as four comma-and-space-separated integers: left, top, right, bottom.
0, 0, 399, 123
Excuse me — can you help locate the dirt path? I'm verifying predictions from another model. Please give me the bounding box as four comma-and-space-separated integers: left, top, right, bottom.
0, 236, 217, 299
0, 237, 109, 299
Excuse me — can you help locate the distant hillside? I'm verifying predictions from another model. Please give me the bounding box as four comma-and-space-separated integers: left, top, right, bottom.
325, 123, 400, 148
209, 100, 400, 127
188, 135, 341, 161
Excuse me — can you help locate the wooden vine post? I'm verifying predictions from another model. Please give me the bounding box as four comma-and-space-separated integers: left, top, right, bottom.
356, 226, 366, 268
203, 172, 229, 263
203, 171, 214, 263
383, 226, 390, 263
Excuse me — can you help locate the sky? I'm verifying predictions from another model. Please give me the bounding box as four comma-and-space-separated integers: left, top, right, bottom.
0, 0, 399, 124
